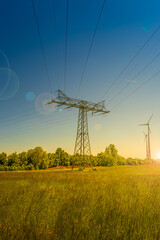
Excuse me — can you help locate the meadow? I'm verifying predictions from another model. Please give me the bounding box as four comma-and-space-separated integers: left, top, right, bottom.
1, 165, 160, 239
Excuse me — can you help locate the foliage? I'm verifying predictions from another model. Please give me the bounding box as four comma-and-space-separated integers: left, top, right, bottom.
54, 148, 70, 166
27, 147, 49, 169
117, 156, 126, 165
105, 144, 118, 159
8, 152, 20, 166
0, 152, 8, 166
126, 157, 138, 165
0, 144, 148, 171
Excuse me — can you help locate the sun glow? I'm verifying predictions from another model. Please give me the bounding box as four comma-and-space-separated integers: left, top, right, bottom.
157, 153, 160, 159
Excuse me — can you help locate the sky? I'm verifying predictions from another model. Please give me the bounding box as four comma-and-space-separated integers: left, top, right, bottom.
0, 0, 160, 159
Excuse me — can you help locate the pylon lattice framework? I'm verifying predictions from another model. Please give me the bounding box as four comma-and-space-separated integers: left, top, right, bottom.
74, 108, 91, 156
47, 89, 110, 158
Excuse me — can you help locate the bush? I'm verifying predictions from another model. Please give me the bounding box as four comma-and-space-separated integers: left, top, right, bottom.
79, 168, 84, 171
117, 156, 126, 165
0, 165, 6, 171
24, 164, 35, 170
126, 158, 138, 165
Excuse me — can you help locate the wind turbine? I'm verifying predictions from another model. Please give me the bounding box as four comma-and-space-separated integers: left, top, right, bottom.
143, 131, 148, 159
139, 114, 153, 160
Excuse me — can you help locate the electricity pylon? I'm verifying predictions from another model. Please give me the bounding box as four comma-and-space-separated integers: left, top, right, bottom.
143, 131, 148, 159
74, 108, 91, 156
47, 90, 110, 164
139, 114, 153, 160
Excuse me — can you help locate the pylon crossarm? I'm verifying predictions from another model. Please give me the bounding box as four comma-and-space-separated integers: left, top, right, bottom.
47, 89, 110, 114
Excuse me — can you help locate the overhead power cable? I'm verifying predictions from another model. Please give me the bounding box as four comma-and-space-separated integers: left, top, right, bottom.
1, 115, 77, 136
113, 34, 160, 88
64, 0, 69, 92
31, 0, 53, 95
111, 69, 160, 111
76, 0, 106, 96
107, 50, 160, 105
101, 25, 160, 100
53, 0, 60, 89
2, 113, 92, 141
2, 116, 77, 139
0, 106, 77, 129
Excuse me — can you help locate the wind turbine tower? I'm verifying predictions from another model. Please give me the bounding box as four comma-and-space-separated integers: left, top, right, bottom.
143, 131, 148, 159
139, 114, 153, 160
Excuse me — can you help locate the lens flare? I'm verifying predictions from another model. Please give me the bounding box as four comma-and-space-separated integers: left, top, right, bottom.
26, 92, 36, 101
0, 50, 10, 69
0, 68, 19, 100
141, 25, 150, 32
0, 50, 10, 95
35, 92, 56, 115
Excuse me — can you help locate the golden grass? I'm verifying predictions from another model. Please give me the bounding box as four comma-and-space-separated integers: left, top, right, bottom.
1, 165, 160, 239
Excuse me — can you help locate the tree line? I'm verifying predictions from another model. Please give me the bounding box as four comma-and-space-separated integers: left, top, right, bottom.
0, 144, 148, 171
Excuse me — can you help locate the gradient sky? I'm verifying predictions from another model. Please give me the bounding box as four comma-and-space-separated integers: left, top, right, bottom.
1, 0, 160, 159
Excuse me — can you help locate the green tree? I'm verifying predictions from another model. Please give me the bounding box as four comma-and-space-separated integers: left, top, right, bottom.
126, 158, 138, 165
18, 151, 28, 166
8, 152, 20, 166
48, 153, 56, 167
27, 147, 49, 169
117, 156, 126, 165
0, 152, 8, 166
97, 153, 116, 166
54, 148, 70, 166
105, 144, 118, 159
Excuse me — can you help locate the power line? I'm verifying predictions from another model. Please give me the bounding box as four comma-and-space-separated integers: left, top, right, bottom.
31, 0, 53, 95
0, 102, 53, 126
101, 25, 160, 100
107, 50, 160, 105
2, 115, 77, 135
1, 113, 94, 140
76, 0, 106, 97
0, 111, 57, 129
111, 69, 160, 111
105, 33, 160, 102
2, 116, 77, 139
0, 106, 76, 129
118, 34, 160, 84
53, 0, 60, 89
64, 0, 69, 92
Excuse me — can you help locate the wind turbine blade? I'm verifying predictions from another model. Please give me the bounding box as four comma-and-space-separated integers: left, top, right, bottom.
148, 114, 153, 123
139, 124, 147, 126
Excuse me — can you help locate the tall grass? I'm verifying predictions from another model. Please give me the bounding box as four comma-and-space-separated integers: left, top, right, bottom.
1, 165, 160, 239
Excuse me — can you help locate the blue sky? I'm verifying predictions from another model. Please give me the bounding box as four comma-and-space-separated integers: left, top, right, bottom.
0, 0, 160, 158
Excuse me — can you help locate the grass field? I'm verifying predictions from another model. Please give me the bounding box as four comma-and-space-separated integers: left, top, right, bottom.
1, 165, 160, 240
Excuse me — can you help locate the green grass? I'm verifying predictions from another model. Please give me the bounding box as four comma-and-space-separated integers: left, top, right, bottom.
1, 165, 160, 239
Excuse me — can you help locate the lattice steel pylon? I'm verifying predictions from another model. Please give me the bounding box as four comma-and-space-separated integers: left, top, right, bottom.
47, 89, 110, 165
74, 108, 91, 156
